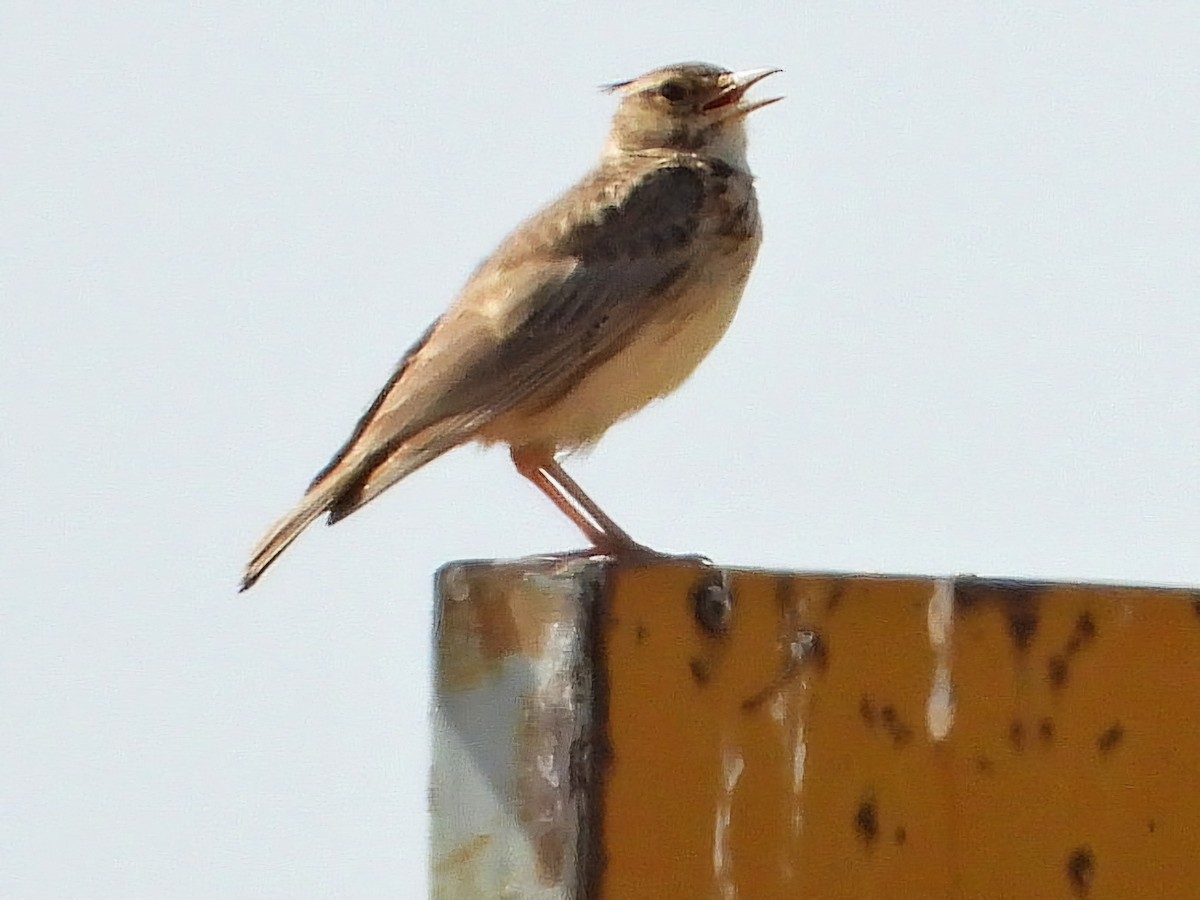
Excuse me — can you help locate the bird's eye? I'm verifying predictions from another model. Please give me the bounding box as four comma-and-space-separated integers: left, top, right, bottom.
657, 81, 688, 103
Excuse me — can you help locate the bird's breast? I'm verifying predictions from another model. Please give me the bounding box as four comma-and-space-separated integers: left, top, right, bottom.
481, 210, 761, 453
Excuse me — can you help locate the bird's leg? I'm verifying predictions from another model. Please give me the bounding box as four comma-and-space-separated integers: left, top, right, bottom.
512, 452, 608, 546
510, 447, 642, 551
540, 457, 642, 548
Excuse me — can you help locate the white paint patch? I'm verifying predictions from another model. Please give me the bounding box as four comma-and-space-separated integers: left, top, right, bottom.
767, 691, 787, 725
713, 743, 745, 900
791, 720, 808, 835
767, 679, 809, 843
926, 579, 956, 741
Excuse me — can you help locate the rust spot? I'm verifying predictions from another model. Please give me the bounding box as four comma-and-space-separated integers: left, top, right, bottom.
975, 756, 994, 773
634, 624, 648, 644
434, 832, 493, 873
1066, 846, 1095, 895
739, 585, 825, 712
860, 698, 912, 746
825, 581, 846, 612
1009, 719, 1026, 752
955, 578, 1044, 653
879, 705, 914, 747
1065, 611, 1097, 653
781, 576, 844, 616
1048, 654, 1069, 689
1049, 610, 1099, 691
1046, 614, 1099, 691
692, 573, 733, 636
794, 629, 828, 672
438, 567, 561, 692
774, 576, 796, 614
1038, 718, 1055, 745
1148, 820, 1157, 833
776, 579, 828, 674
689, 657, 711, 685
893, 825, 907, 846
741, 593, 826, 712
1008, 607, 1040, 652
854, 798, 879, 846
860, 696, 877, 726
1097, 723, 1125, 756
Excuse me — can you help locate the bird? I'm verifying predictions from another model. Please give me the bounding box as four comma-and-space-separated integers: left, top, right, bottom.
240, 61, 780, 591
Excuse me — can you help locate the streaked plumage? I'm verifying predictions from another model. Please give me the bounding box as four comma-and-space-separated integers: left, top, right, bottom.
241, 62, 779, 590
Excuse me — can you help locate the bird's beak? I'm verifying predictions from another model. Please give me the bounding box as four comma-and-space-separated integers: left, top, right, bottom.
703, 67, 783, 116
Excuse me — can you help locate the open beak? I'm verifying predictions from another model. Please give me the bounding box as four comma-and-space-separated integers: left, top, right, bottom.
703, 67, 783, 116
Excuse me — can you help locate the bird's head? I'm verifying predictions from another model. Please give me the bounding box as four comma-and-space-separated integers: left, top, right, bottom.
604, 63, 781, 167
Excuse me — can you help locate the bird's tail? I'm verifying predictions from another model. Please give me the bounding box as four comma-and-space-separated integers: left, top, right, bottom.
239, 479, 343, 592
239, 429, 464, 591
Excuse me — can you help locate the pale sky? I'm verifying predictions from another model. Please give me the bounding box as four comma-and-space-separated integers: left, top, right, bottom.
4, 3, 1199, 897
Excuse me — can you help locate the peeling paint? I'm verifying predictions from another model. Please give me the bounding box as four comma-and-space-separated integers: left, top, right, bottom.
791, 720, 808, 839
714, 743, 745, 900
436, 559, 1200, 898
927, 579, 956, 742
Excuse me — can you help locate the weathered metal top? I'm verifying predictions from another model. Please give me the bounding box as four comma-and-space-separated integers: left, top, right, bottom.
431, 556, 1200, 899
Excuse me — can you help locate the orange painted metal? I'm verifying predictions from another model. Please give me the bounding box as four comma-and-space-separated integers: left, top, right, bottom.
431, 558, 1200, 899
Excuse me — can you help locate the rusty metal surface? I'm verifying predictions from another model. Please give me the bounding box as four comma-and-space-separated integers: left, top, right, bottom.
430, 558, 608, 900
431, 558, 1200, 899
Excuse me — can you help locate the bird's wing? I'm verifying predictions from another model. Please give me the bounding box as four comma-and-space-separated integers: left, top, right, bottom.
324, 162, 718, 502
239, 162, 720, 589
403, 162, 716, 431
